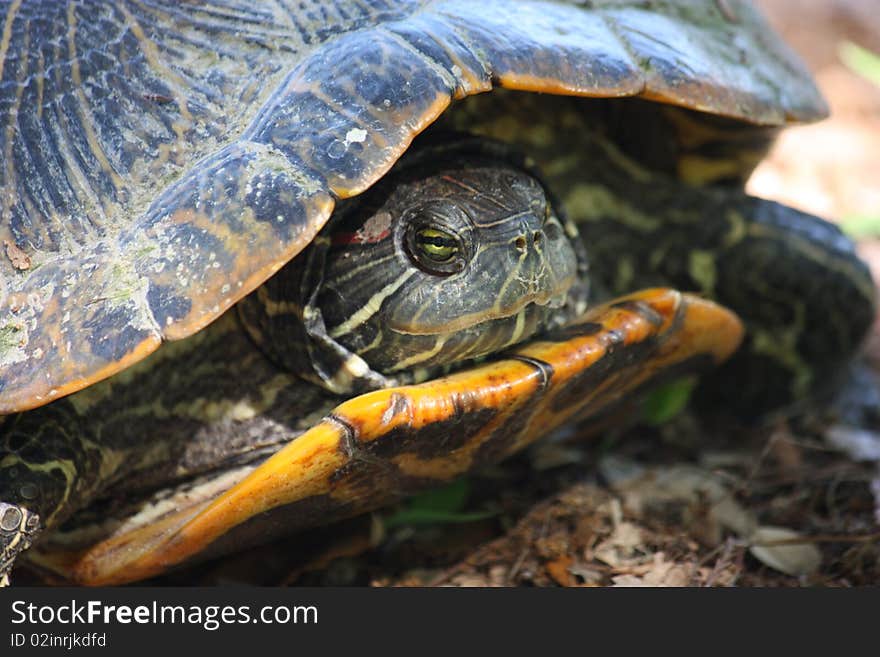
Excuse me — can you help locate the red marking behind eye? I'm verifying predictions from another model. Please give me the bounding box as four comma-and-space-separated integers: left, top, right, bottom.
332, 211, 393, 246
331, 227, 391, 246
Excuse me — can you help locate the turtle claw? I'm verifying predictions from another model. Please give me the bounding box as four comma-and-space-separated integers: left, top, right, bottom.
0, 502, 41, 587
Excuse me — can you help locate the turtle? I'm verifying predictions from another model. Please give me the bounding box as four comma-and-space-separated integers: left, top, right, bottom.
0, 0, 874, 586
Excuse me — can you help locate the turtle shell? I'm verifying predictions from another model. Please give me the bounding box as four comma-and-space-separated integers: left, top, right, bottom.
0, 0, 824, 414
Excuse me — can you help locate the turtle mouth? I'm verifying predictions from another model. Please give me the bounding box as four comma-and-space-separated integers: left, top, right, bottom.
389, 274, 575, 336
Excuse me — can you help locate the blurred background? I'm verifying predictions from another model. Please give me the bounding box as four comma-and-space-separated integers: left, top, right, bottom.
751, 0, 879, 224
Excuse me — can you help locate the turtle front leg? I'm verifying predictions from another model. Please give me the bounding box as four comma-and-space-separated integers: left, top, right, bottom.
0, 404, 104, 583
0, 503, 41, 586
575, 179, 876, 416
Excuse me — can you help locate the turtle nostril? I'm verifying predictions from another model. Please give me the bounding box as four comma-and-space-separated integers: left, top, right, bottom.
514, 235, 527, 252
533, 230, 543, 246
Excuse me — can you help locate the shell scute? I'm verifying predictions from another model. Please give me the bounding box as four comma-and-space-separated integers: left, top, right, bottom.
0, 0, 825, 412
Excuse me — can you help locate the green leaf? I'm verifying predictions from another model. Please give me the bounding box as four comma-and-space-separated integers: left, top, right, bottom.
839, 40, 880, 88
641, 378, 697, 425
383, 480, 496, 529
383, 508, 496, 529
840, 214, 880, 239
407, 479, 470, 513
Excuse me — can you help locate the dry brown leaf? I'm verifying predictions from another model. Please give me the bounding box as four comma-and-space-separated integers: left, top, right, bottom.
545, 555, 574, 586
749, 526, 822, 577
567, 564, 603, 585
593, 521, 645, 568
640, 553, 693, 587
602, 461, 757, 544
610, 574, 647, 587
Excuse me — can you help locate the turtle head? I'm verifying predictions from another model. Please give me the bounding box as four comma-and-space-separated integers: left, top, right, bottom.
319, 163, 581, 372
240, 143, 588, 393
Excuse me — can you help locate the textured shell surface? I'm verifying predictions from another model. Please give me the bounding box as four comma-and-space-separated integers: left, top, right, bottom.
0, 0, 825, 413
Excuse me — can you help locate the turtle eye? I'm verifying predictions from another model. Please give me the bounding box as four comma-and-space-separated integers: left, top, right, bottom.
415, 227, 457, 262
404, 220, 466, 276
